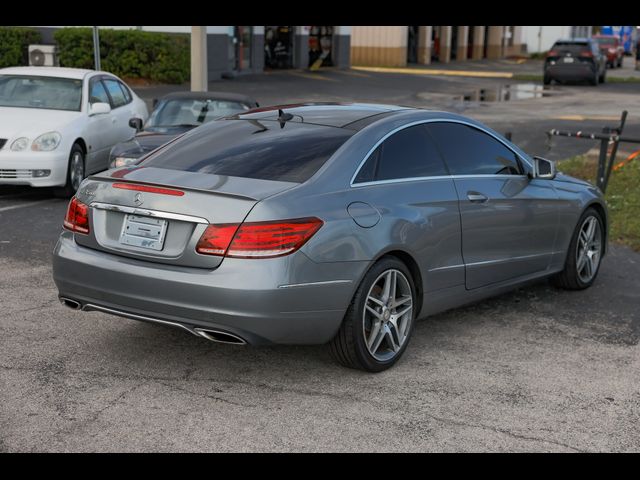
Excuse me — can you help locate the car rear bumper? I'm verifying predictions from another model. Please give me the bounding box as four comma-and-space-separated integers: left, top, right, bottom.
545, 64, 596, 80
52, 231, 368, 345
0, 150, 68, 187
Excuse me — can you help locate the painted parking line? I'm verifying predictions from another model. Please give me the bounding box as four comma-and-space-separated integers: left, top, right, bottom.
553, 115, 624, 121
0, 199, 54, 212
287, 71, 341, 82
351, 66, 514, 79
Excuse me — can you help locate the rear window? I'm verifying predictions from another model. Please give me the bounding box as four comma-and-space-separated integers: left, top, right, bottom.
141, 119, 353, 183
552, 41, 591, 53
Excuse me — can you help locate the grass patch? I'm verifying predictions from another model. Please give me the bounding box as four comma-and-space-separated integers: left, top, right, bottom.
558, 155, 640, 251
607, 76, 640, 83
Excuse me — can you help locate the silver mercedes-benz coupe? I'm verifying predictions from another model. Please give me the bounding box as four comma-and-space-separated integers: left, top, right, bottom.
53, 103, 608, 372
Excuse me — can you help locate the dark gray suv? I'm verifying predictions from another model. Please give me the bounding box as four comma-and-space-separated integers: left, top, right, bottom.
544, 38, 607, 85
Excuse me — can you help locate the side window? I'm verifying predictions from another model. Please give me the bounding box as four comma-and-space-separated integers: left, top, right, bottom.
426, 122, 522, 175
103, 79, 127, 108
354, 124, 449, 183
118, 81, 132, 104
89, 80, 110, 104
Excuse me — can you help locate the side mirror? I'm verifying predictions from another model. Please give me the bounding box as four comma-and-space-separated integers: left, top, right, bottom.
129, 117, 144, 132
533, 156, 556, 180
89, 102, 111, 116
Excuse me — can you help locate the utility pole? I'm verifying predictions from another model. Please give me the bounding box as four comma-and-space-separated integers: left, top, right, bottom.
191, 26, 208, 92
92, 26, 101, 71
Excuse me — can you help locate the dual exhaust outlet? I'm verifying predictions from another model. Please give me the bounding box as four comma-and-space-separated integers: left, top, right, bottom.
59, 297, 247, 345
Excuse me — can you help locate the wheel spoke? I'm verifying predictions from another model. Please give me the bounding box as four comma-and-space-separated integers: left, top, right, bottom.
586, 218, 597, 242
395, 305, 413, 319
365, 304, 383, 320
584, 256, 593, 278
577, 251, 588, 272
392, 295, 412, 309
369, 324, 386, 353
385, 325, 400, 352
367, 295, 385, 308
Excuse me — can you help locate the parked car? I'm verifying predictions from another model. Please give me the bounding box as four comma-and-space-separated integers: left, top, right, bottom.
109, 91, 259, 169
0, 67, 148, 196
593, 34, 624, 68
544, 38, 607, 85
53, 103, 608, 372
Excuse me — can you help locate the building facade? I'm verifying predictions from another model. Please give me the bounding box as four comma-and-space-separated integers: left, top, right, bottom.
32, 25, 595, 77
351, 26, 527, 67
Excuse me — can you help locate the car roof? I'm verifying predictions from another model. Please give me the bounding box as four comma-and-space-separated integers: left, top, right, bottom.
234, 103, 414, 130
160, 91, 258, 106
0, 66, 97, 80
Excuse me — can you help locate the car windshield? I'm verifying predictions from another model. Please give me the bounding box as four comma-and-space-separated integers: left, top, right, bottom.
147, 98, 252, 128
0, 75, 82, 111
594, 37, 616, 46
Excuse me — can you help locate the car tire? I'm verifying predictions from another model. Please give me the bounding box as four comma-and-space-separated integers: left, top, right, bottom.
54, 143, 85, 198
599, 68, 606, 83
590, 70, 599, 86
543, 74, 552, 86
552, 207, 605, 290
329, 256, 417, 372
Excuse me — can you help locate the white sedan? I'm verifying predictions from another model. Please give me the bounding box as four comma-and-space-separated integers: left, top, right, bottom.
0, 66, 148, 196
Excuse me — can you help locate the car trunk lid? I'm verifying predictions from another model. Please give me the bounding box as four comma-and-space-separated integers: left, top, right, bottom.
73, 167, 298, 269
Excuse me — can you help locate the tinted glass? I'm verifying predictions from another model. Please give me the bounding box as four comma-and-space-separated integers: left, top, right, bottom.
552, 41, 590, 55
427, 122, 522, 175
142, 120, 353, 183
103, 79, 127, 107
118, 81, 132, 103
0, 75, 82, 111
89, 80, 110, 104
147, 99, 251, 128
354, 124, 448, 183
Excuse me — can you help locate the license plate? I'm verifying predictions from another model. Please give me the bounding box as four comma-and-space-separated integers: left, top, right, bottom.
119, 214, 168, 251
563, 57, 574, 63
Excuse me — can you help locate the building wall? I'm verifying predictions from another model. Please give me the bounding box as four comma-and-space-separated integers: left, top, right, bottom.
521, 26, 575, 53
351, 26, 407, 67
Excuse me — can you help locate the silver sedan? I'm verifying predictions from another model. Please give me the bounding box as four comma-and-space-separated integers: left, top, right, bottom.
52, 104, 608, 372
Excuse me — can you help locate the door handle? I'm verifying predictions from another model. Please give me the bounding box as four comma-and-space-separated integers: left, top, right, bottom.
467, 192, 488, 203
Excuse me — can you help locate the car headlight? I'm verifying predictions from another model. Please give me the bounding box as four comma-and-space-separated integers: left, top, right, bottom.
10, 137, 29, 151
608, 48, 616, 54
31, 132, 61, 151
112, 156, 139, 168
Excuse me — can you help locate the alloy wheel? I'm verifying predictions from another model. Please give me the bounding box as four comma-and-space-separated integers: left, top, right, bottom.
362, 269, 413, 362
576, 216, 602, 284
70, 151, 84, 192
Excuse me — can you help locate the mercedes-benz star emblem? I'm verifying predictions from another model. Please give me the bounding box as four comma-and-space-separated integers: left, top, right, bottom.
134, 193, 143, 206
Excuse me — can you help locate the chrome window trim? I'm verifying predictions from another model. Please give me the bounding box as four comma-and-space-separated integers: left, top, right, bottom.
349, 118, 533, 187
351, 173, 530, 189
90, 202, 209, 224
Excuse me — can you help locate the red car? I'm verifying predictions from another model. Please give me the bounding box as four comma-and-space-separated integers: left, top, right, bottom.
593, 35, 624, 68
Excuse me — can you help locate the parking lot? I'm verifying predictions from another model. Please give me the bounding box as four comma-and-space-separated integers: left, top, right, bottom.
1, 60, 640, 452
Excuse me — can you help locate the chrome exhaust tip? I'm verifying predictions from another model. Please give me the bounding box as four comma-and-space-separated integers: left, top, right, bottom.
59, 297, 82, 310
195, 328, 247, 345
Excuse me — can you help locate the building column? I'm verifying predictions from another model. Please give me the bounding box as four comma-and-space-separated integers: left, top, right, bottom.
456, 26, 469, 61
486, 26, 504, 59
510, 25, 523, 56
251, 26, 265, 72
293, 26, 309, 69
440, 26, 452, 63
333, 26, 351, 68
191, 26, 207, 91
471, 26, 485, 59
418, 26, 432, 65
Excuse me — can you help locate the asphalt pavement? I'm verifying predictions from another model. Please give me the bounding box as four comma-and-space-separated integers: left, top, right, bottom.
1, 61, 639, 452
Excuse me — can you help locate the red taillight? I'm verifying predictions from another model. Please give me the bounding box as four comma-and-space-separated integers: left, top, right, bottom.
579, 51, 594, 58
547, 50, 558, 57
112, 183, 184, 196
196, 217, 323, 259
195, 224, 240, 256
63, 197, 90, 234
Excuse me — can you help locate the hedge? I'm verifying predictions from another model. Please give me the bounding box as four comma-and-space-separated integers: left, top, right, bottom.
0, 27, 42, 68
54, 28, 190, 84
